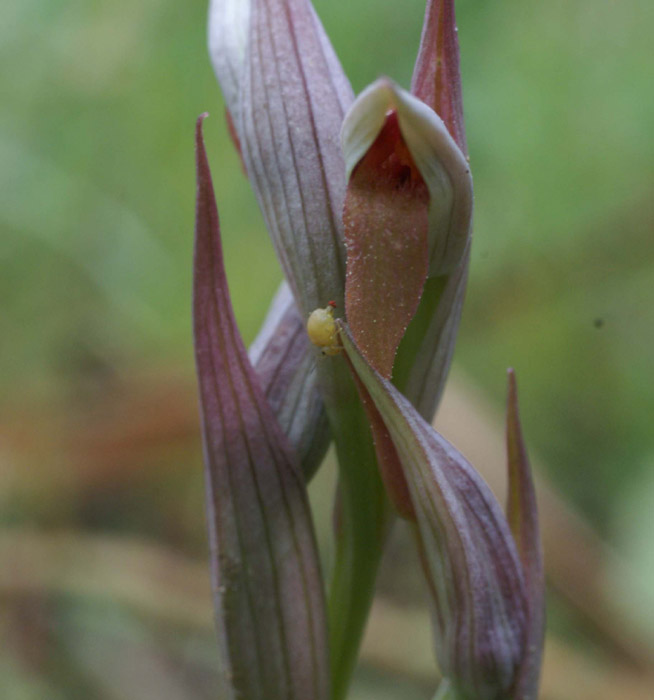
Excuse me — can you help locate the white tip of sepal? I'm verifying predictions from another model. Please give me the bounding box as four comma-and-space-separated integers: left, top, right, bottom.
341, 78, 473, 276
208, 0, 251, 124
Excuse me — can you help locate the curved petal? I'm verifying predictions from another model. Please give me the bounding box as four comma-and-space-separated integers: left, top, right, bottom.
341, 78, 472, 276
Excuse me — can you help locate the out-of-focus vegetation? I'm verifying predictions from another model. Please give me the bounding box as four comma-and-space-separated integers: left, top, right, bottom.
1, 0, 653, 697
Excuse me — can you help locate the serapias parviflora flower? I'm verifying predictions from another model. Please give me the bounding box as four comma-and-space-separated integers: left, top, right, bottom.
196, 1, 545, 698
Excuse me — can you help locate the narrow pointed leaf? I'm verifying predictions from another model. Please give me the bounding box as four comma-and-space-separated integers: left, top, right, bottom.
411, 0, 467, 155
249, 282, 331, 479
506, 370, 545, 699
342, 79, 472, 279
193, 115, 329, 700
340, 324, 529, 699
239, 0, 354, 314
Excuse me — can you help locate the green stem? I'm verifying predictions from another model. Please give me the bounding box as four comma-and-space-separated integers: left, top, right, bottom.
323, 367, 389, 700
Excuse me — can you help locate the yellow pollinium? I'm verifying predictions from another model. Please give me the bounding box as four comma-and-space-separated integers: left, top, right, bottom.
307, 302, 342, 356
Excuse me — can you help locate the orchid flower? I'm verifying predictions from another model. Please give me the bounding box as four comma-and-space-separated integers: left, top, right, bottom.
194, 1, 545, 698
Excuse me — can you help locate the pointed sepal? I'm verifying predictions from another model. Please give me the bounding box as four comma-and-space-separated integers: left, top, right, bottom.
193, 115, 329, 700
411, 0, 467, 154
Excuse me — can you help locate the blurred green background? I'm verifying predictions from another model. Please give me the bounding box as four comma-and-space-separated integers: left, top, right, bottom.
1, 0, 653, 697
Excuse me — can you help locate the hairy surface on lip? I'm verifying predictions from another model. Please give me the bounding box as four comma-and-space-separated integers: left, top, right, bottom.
344, 110, 429, 379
